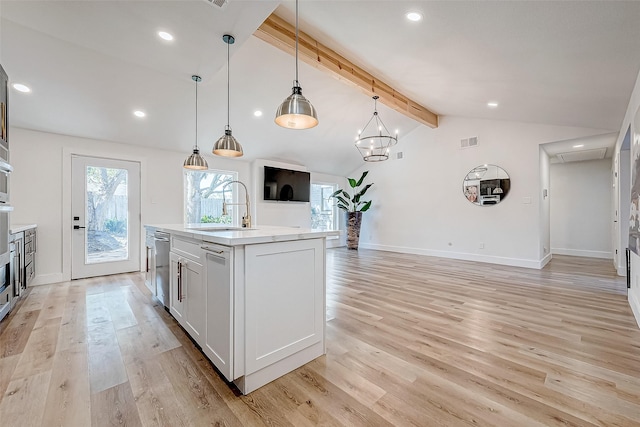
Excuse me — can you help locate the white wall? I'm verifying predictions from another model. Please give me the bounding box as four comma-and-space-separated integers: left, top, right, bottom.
10, 127, 251, 285
550, 159, 612, 259
350, 115, 610, 268
614, 64, 640, 327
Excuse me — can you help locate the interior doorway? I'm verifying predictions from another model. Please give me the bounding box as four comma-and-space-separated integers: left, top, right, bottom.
71, 155, 141, 279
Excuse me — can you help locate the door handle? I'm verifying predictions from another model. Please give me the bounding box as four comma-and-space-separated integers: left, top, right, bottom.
73, 225, 86, 230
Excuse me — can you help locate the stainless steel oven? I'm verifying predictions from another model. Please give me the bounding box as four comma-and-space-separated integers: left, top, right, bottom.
0, 159, 12, 204
0, 204, 13, 267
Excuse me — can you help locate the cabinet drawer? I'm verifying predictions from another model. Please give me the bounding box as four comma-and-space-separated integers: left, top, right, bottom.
25, 261, 34, 285
171, 236, 202, 262
24, 250, 33, 267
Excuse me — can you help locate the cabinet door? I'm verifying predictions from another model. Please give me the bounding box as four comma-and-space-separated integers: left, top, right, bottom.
203, 249, 233, 381
169, 252, 186, 326
244, 239, 325, 376
183, 258, 205, 345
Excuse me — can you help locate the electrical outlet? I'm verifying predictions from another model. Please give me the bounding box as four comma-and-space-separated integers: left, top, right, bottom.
479, 242, 484, 249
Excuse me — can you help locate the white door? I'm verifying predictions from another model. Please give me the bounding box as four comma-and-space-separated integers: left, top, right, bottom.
71, 155, 141, 279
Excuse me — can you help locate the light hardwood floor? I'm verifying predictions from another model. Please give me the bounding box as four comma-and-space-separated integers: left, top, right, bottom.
0, 250, 638, 426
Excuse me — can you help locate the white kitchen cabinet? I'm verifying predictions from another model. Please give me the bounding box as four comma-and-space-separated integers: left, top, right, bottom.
169, 238, 205, 345
239, 238, 325, 394
150, 224, 332, 394
202, 244, 234, 381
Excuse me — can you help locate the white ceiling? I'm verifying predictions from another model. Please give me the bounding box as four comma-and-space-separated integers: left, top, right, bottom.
1, 1, 639, 175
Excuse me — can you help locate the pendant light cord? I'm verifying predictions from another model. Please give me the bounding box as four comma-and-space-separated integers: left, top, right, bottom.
195, 78, 198, 149
227, 36, 230, 129
295, 0, 299, 85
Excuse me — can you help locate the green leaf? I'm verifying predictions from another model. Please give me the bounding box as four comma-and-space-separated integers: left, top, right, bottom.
359, 200, 372, 212
336, 203, 349, 211
354, 183, 373, 199
342, 190, 350, 200
329, 189, 343, 198
355, 171, 369, 187
348, 178, 357, 188
334, 196, 349, 206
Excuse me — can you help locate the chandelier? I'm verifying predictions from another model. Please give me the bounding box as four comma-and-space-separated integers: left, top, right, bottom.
354, 96, 398, 162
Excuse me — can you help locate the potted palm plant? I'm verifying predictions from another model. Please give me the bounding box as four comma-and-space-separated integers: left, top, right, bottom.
330, 171, 373, 250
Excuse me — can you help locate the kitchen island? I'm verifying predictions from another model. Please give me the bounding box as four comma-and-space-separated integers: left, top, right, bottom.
144, 224, 332, 394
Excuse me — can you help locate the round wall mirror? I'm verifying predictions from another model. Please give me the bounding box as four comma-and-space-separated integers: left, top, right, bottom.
463, 164, 511, 206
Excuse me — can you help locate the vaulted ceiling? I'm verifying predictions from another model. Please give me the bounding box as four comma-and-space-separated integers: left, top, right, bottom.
1, 1, 639, 175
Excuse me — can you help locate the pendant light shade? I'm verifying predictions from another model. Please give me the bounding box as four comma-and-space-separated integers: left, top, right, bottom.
213, 126, 243, 157
354, 96, 398, 162
275, 0, 318, 129
213, 34, 243, 157
184, 75, 209, 170
275, 83, 318, 129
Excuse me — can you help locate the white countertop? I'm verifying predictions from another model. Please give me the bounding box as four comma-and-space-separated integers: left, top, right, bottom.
145, 224, 337, 246
10, 224, 37, 234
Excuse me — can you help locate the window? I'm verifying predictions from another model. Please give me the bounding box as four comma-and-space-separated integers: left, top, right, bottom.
184, 169, 238, 226
310, 183, 338, 231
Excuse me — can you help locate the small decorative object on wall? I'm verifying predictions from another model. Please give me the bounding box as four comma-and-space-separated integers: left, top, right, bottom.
629, 107, 640, 254
463, 164, 511, 206
330, 171, 373, 249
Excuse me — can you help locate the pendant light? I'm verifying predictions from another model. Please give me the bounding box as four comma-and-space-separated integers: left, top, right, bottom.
275, 0, 318, 129
213, 34, 243, 157
183, 75, 209, 170
354, 96, 398, 162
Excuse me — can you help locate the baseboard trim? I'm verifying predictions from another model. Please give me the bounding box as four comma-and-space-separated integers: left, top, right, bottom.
539, 253, 552, 268
629, 287, 640, 329
29, 273, 67, 286
358, 243, 545, 269
551, 248, 612, 259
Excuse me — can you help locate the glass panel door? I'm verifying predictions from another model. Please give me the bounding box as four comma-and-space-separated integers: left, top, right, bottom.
71, 156, 140, 279
85, 166, 129, 263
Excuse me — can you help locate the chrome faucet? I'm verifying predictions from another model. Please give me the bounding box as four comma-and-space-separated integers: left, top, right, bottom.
222, 180, 252, 228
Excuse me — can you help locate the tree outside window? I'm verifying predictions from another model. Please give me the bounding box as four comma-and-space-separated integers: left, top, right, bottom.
184, 170, 237, 226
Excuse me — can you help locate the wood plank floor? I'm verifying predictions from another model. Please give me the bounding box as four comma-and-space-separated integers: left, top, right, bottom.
0, 250, 638, 426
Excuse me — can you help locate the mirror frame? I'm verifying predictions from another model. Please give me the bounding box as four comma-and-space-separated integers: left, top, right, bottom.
463, 164, 511, 206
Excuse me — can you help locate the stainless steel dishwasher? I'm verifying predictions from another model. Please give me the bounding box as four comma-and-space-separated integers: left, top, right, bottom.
154, 231, 170, 308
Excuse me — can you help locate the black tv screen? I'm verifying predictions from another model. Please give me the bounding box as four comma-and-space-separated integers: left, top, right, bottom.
264, 166, 310, 202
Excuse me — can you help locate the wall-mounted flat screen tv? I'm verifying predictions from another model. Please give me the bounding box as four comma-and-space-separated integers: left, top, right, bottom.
264, 166, 310, 202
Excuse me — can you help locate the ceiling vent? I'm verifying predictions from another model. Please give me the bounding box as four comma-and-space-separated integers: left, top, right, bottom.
556, 147, 607, 163
460, 136, 478, 149
203, 0, 229, 8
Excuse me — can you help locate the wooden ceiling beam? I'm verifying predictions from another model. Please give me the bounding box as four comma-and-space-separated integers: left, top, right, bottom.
255, 13, 439, 128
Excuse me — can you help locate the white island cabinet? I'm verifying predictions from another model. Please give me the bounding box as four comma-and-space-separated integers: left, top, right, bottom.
145, 224, 331, 394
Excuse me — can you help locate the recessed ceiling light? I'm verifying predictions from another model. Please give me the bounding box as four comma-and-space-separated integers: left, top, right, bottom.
158, 31, 174, 41
12, 83, 31, 93
133, 110, 146, 118
254, 110, 263, 117
573, 144, 584, 148
487, 102, 499, 108
406, 12, 423, 22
